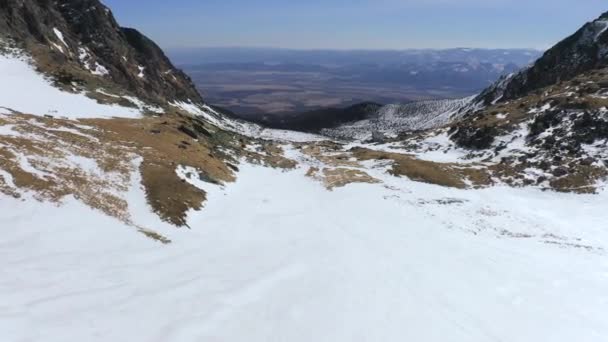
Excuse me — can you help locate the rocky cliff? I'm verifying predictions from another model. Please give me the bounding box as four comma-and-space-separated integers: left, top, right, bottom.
0, 0, 202, 105
477, 11, 608, 105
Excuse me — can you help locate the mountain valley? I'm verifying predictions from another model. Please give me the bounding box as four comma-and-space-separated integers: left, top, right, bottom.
1, 2, 608, 341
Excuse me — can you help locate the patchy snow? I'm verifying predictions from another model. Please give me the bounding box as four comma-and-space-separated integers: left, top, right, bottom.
258, 128, 328, 142
0, 52, 140, 119
322, 97, 473, 141
77, 47, 89, 62
122, 96, 164, 114
170, 100, 237, 130
50, 42, 65, 54
529, 103, 553, 114
78, 47, 109, 76
588, 19, 608, 43
52, 28, 68, 47
91, 62, 109, 76
0, 123, 18, 137
169, 100, 326, 142
137, 65, 145, 78
93, 89, 163, 114
89, 62, 109, 76
1, 160, 608, 341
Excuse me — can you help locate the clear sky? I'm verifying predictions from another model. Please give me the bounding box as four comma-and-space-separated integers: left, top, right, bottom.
102, 0, 607, 50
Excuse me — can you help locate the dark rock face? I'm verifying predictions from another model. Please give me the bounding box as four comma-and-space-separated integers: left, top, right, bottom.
529, 109, 608, 152
0, 0, 203, 105
449, 125, 499, 150
477, 11, 608, 105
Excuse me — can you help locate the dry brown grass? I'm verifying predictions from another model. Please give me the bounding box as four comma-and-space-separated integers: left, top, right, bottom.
306, 166, 380, 190
549, 165, 608, 194
243, 142, 297, 169
463, 67, 608, 132
322, 168, 381, 189
350, 147, 492, 189
0, 111, 258, 243
0, 106, 304, 235
299, 143, 361, 168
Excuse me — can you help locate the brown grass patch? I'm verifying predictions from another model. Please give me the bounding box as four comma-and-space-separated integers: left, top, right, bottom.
0, 112, 247, 241
299, 143, 360, 168
322, 168, 381, 189
549, 165, 608, 194
306, 166, 380, 190
243, 142, 297, 169
350, 147, 492, 189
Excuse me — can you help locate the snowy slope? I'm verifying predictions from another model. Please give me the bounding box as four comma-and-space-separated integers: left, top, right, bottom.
322, 97, 472, 140
2, 151, 608, 342
172, 99, 329, 142
2, 43, 607, 339
0, 50, 145, 119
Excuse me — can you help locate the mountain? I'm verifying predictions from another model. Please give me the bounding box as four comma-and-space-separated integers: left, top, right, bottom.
477, 12, 608, 105
169, 47, 540, 66
178, 48, 540, 117
407, 12, 608, 193
0, 0, 202, 105
317, 12, 608, 194
321, 97, 473, 140
2, 3, 608, 342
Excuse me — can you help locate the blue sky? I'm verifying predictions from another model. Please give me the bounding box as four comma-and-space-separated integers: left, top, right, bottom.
103, 0, 607, 50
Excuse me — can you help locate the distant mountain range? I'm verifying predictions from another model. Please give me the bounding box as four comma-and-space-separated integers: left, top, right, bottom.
173, 48, 542, 116
168, 47, 541, 67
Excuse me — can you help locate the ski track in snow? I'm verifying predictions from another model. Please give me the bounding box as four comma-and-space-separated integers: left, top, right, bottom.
1, 158, 608, 341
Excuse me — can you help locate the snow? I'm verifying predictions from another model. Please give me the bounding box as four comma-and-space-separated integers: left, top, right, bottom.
0, 52, 141, 119
2, 154, 608, 341
170, 100, 327, 142
121, 95, 164, 114
90, 62, 109, 76
53, 28, 68, 47
592, 19, 608, 42
322, 97, 474, 141
137, 65, 145, 78
50, 42, 65, 54
0, 123, 18, 137
170, 100, 248, 132
78, 47, 110, 76
258, 128, 328, 142
2, 27, 608, 341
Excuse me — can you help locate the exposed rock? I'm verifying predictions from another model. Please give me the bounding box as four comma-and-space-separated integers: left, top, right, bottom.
450, 125, 499, 150
178, 125, 198, 140
0, 0, 203, 106
476, 11, 608, 105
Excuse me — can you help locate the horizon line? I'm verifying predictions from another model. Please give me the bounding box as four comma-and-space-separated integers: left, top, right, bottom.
165, 45, 546, 52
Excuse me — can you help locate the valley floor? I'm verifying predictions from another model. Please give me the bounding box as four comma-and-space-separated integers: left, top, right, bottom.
2, 154, 608, 341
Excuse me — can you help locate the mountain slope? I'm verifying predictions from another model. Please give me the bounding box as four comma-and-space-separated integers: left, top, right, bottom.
1, 3, 608, 342
0, 0, 202, 105
477, 11, 608, 105
396, 12, 608, 193
322, 97, 474, 140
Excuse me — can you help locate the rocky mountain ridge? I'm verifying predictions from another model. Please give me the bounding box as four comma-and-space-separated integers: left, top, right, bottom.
0, 0, 202, 106
415, 11, 608, 193
476, 11, 608, 106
